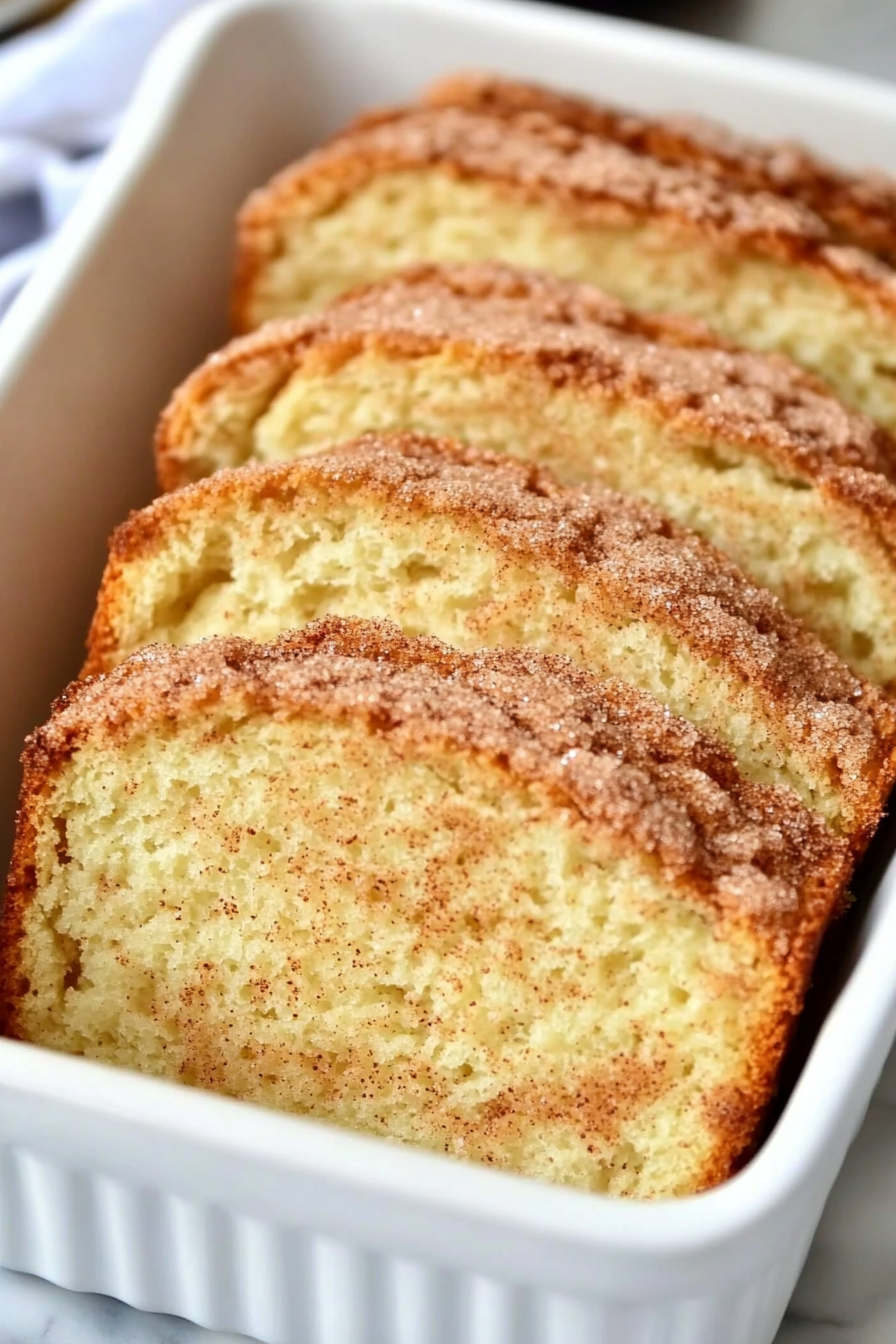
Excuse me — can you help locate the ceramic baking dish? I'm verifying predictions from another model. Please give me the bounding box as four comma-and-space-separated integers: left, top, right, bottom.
3, 1, 896, 1340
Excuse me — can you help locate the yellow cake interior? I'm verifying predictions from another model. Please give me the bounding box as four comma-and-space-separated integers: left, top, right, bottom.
97, 491, 843, 825
15, 709, 777, 1199
248, 171, 896, 429
194, 347, 896, 687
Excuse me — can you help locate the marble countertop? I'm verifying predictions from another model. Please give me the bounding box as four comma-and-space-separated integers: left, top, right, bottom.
0, 1271, 234, 1344
3, 1, 896, 1341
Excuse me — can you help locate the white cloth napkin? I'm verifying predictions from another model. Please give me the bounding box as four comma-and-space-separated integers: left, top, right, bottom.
0, 0, 201, 316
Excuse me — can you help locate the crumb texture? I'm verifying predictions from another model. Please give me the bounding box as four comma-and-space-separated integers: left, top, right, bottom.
424, 73, 896, 266
1, 622, 848, 1198
8, 72, 892, 1207
91, 432, 896, 842
162, 262, 896, 685
236, 106, 896, 429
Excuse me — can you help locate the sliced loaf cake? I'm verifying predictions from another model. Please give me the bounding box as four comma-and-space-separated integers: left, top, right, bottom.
0, 619, 852, 1198
161, 262, 896, 686
87, 431, 896, 844
234, 99, 896, 429
424, 73, 896, 266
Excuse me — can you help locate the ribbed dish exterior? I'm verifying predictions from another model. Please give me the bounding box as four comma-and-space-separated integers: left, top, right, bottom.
0, 1143, 811, 1344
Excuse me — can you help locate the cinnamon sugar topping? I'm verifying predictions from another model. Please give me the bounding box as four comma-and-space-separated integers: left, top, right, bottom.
299, 106, 827, 240
121, 431, 896, 849
423, 73, 896, 266
242, 104, 896, 313
310, 262, 896, 479
33, 618, 848, 927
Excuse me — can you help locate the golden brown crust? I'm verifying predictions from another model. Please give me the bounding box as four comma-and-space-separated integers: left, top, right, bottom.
8, 616, 849, 933
97, 431, 896, 848
1, 617, 852, 1191
424, 73, 896, 267
234, 104, 896, 332
162, 260, 896, 500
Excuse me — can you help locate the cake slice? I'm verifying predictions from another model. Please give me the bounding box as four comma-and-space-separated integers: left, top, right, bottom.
0, 618, 853, 1199
234, 99, 896, 429
161, 261, 896, 687
424, 73, 896, 266
86, 431, 896, 845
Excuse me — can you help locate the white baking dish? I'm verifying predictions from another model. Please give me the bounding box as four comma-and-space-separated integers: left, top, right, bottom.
3, 1, 896, 1340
